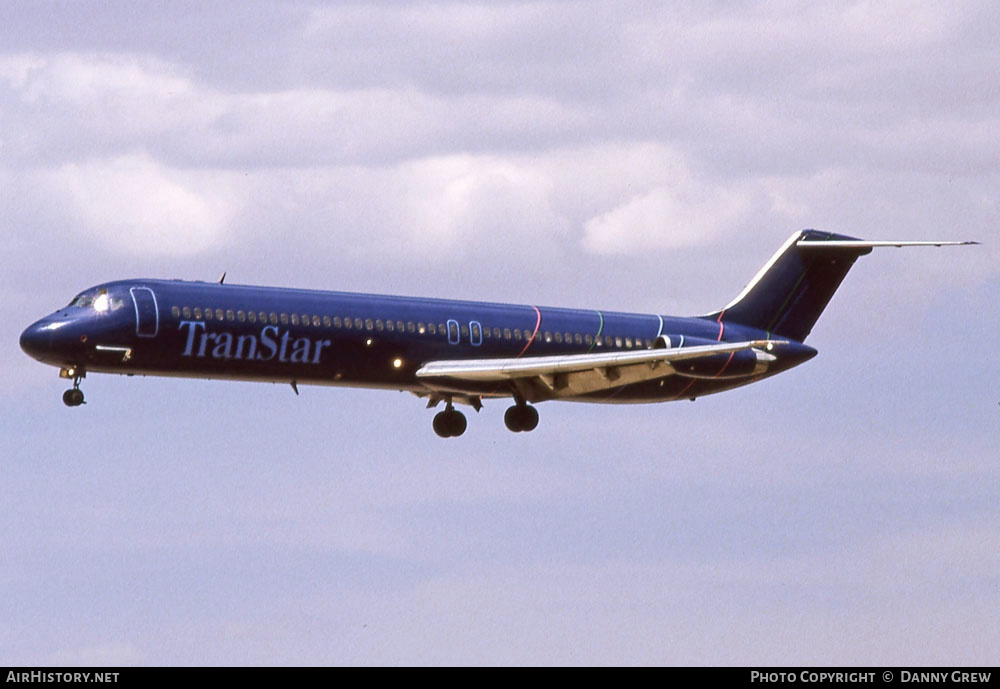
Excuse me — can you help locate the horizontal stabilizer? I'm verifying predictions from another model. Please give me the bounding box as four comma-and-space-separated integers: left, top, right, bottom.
797, 239, 978, 249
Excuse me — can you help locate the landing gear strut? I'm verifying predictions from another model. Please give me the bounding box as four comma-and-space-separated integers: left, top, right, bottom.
504, 402, 538, 433
62, 375, 85, 407
432, 402, 467, 438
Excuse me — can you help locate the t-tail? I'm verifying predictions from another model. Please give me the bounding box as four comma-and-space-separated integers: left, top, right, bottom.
710, 229, 978, 342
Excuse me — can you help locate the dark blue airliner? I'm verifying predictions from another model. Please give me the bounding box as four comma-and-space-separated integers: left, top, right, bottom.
20, 230, 973, 437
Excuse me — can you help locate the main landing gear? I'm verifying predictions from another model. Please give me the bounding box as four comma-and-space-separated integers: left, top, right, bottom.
62, 372, 85, 407
432, 403, 467, 438
504, 402, 538, 433
428, 397, 539, 437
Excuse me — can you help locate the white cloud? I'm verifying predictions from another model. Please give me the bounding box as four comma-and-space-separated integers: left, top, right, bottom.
0, 51, 592, 167
581, 185, 749, 255
48, 153, 238, 257
396, 154, 562, 254
8, 53, 193, 107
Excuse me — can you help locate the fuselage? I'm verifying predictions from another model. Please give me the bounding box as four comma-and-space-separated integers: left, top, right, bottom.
19, 278, 816, 405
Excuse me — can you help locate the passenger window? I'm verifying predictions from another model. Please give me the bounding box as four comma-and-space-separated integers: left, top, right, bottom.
280, 313, 289, 325
615, 337, 622, 347
554, 332, 562, 343
292, 314, 300, 325
171, 306, 180, 318
365, 318, 374, 330
333, 316, 342, 327
194, 307, 202, 318
574, 333, 583, 344
258, 312, 266, 323
418, 323, 426, 334
215, 308, 224, 320
460, 324, 468, 337
205, 309, 214, 321
248, 311, 256, 323
343, 317, 351, 329
513, 329, 522, 341
503, 328, 511, 339
302, 314, 310, 326
270, 313, 278, 325
320, 316, 328, 327
625, 337, 632, 348
376, 319, 384, 331
494, 327, 501, 339
386, 320, 394, 332
470, 322, 482, 346
428, 323, 436, 335
237, 310, 245, 322
397, 321, 405, 331
438, 324, 445, 334
226, 309, 235, 321
544, 331, 552, 343
182, 307, 192, 318
585, 334, 593, 345
354, 318, 363, 329
407, 322, 415, 333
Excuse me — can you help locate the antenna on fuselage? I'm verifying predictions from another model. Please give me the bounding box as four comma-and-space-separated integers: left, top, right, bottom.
218, 271, 227, 284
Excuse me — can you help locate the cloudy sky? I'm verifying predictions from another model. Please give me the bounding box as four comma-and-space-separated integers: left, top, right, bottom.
2, 0, 998, 665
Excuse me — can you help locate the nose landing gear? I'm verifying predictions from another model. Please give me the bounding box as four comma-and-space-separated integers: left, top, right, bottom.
60, 368, 85, 407
62, 386, 85, 407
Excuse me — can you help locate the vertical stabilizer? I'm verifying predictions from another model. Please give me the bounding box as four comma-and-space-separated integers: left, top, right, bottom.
712, 230, 871, 342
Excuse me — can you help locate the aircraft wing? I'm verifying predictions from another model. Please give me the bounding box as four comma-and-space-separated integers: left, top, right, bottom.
416, 340, 783, 400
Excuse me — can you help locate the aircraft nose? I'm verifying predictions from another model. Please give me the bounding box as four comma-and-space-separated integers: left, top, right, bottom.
20, 320, 53, 360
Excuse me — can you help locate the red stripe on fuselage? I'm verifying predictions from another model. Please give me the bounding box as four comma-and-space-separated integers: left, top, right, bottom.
517, 306, 542, 357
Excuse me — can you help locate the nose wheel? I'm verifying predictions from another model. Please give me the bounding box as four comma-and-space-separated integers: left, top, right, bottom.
62, 374, 85, 407
504, 403, 538, 432
432, 403, 467, 438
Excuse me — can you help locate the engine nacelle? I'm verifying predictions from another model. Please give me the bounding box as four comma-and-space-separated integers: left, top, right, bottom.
655, 335, 775, 379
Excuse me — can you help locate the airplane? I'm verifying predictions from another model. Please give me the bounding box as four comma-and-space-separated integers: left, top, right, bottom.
20, 230, 975, 437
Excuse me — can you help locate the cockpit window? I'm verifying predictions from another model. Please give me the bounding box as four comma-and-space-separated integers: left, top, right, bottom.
69, 291, 96, 308
68, 288, 126, 312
